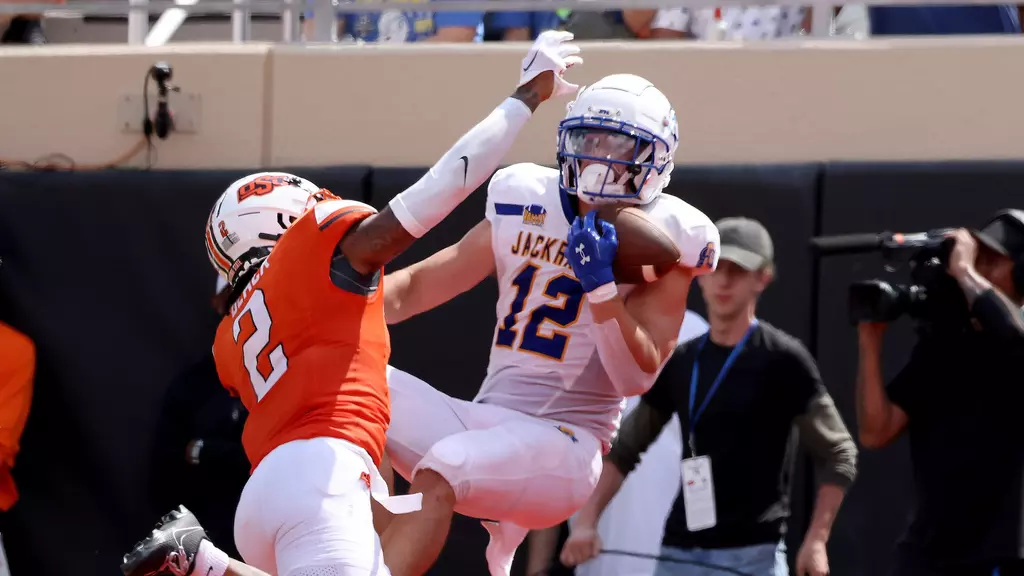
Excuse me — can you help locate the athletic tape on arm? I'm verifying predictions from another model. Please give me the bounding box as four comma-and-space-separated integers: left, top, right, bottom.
388, 98, 533, 238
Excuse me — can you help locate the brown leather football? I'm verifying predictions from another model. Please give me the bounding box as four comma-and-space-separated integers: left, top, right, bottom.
596, 205, 681, 284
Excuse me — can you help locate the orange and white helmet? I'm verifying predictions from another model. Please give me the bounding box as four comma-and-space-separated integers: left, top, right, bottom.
205, 172, 336, 288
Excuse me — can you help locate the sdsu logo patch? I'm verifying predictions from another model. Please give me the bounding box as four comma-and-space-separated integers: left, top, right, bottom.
522, 204, 547, 227
696, 242, 716, 269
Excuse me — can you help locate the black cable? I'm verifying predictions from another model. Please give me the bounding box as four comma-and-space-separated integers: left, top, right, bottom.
528, 549, 758, 576
143, 68, 154, 139
598, 548, 756, 576
142, 67, 155, 168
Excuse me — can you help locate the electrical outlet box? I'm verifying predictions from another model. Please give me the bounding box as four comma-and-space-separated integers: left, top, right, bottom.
118, 92, 202, 134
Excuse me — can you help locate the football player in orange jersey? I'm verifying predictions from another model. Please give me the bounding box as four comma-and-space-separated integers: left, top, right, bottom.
120, 31, 583, 576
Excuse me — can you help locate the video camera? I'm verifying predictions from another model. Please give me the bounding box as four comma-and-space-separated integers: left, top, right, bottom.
810, 228, 970, 329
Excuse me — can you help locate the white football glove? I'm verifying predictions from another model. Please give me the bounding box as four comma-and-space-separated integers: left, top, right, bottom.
518, 30, 583, 99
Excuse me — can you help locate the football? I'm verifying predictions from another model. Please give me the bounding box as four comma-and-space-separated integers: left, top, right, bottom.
596, 205, 681, 284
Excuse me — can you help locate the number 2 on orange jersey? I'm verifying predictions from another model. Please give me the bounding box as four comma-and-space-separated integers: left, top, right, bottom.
232, 289, 288, 401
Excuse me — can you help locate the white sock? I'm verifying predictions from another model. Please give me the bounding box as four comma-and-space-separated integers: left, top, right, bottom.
482, 521, 528, 576
192, 539, 230, 576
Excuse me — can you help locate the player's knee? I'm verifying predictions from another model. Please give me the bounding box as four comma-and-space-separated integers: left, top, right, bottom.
409, 468, 458, 510
412, 440, 469, 504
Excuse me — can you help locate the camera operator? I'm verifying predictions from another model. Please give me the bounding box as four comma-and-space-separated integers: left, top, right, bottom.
856, 210, 1024, 576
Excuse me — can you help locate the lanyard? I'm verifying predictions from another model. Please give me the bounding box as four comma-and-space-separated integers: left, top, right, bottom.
687, 319, 758, 456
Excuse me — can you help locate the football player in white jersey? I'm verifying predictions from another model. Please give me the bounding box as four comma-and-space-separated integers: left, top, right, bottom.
378, 74, 721, 576
119, 31, 583, 576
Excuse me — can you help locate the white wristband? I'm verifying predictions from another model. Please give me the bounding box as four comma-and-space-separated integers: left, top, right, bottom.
586, 282, 618, 303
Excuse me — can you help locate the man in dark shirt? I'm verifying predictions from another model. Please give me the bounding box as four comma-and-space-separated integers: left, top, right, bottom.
562, 217, 858, 576
857, 211, 1024, 576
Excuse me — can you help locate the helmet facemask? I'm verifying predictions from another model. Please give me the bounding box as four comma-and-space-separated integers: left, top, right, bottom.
557, 116, 672, 205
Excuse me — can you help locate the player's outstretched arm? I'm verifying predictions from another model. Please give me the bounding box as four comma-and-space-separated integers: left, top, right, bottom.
384, 219, 495, 324
339, 31, 582, 276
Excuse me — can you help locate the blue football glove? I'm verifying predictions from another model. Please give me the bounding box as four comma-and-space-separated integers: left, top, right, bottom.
567, 210, 618, 293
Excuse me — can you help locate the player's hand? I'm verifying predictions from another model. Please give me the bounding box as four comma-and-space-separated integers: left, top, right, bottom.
559, 524, 603, 567
567, 210, 618, 293
517, 30, 582, 105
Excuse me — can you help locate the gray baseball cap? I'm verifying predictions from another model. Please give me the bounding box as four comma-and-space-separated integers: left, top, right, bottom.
716, 217, 774, 271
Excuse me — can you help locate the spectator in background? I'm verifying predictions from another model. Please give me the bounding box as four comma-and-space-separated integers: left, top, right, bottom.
566, 7, 809, 41
868, 4, 1020, 35
526, 311, 711, 576
482, 10, 563, 41
0, 322, 34, 513
561, 218, 857, 576
641, 7, 810, 40
148, 278, 250, 560
562, 9, 649, 39
0, 0, 58, 44
341, 4, 480, 42
303, 0, 484, 43
305, 2, 562, 44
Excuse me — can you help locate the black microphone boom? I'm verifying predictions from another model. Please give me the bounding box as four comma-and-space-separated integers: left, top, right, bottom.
809, 232, 887, 256
810, 228, 955, 257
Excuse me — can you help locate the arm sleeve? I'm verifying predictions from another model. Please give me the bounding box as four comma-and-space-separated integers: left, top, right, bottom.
785, 337, 858, 488
605, 350, 681, 473
388, 98, 532, 238
796, 391, 859, 488
971, 288, 1024, 353
606, 397, 674, 475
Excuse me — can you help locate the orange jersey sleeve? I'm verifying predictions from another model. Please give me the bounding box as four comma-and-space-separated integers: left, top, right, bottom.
212, 199, 392, 470
0, 322, 35, 511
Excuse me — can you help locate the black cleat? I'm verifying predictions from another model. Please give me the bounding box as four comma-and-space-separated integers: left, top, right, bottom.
121, 506, 209, 576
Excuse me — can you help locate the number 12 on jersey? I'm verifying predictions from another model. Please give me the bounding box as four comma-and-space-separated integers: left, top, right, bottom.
495, 263, 584, 361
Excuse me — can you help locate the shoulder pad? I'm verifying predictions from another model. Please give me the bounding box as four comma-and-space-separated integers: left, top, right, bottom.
485, 163, 557, 221
643, 195, 720, 275
313, 199, 376, 226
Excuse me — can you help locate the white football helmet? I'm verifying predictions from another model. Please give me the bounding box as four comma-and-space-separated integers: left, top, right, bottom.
557, 74, 679, 205
205, 172, 336, 287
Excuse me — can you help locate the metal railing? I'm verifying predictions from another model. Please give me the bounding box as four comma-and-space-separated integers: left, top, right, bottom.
0, 0, 1001, 47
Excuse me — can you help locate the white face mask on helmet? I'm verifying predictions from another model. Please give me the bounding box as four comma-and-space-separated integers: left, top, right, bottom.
557, 74, 679, 205
205, 172, 335, 288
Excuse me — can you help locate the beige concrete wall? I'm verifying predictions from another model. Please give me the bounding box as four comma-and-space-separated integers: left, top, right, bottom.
2, 36, 1024, 169
0, 43, 270, 168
